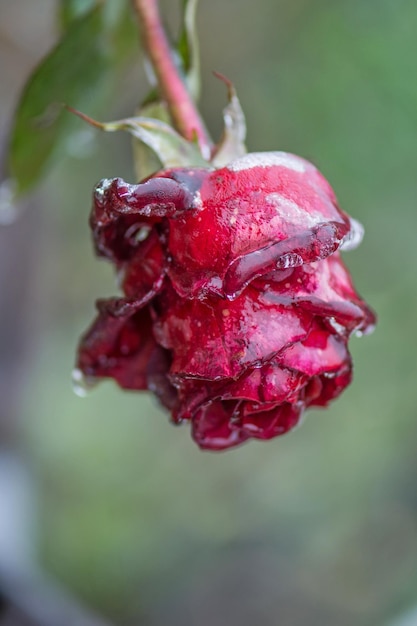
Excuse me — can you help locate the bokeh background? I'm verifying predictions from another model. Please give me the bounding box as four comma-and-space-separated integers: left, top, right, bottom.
1, 0, 417, 624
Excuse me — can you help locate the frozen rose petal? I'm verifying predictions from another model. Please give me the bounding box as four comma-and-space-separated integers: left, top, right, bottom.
308, 365, 352, 407
146, 346, 179, 412
155, 285, 313, 379
91, 176, 196, 262
121, 229, 166, 300
77, 151, 376, 451
191, 401, 249, 451
77, 299, 157, 390
241, 402, 303, 440
174, 364, 308, 422
254, 253, 375, 333
279, 321, 349, 377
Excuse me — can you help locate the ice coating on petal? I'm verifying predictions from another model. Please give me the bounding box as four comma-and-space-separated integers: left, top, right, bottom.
91, 175, 197, 262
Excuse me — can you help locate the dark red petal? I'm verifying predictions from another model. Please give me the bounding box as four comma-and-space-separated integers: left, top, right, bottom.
174, 364, 308, 422
77, 299, 157, 390
308, 364, 352, 407
121, 229, 166, 300
241, 402, 303, 440
155, 285, 313, 379
146, 346, 179, 412
191, 401, 249, 451
91, 176, 195, 262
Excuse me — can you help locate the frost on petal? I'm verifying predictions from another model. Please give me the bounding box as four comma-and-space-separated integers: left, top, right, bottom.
77, 299, 158, 390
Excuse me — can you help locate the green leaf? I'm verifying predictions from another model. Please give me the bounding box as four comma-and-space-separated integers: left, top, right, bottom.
9, 6, 108, 195
58, 0, 96, 31
177, 0, 201, 100
68, 109, 209, 169
132, 101, 171, 180
211, 73, 247, 167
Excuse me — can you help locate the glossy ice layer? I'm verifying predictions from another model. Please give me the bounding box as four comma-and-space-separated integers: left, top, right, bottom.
76, 152, 375, 450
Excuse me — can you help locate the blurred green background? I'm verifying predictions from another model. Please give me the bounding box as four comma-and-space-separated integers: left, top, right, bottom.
1, 0, 417, 624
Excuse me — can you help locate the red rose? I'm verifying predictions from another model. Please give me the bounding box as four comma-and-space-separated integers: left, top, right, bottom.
76, 152, 375, 450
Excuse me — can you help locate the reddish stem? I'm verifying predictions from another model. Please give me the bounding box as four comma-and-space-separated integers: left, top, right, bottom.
132, 0, 212, 158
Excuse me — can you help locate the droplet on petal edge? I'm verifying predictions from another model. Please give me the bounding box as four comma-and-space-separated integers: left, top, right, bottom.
340, 217, 364, 251
0, 179, 19, 225
355, 323, 376, 337
94, 178, 113, 201
72, 368, 97, 397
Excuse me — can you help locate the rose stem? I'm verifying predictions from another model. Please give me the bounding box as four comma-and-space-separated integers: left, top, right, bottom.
131, 0, 212, 158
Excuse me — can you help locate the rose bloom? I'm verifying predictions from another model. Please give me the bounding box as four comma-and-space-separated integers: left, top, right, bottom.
76, 152, 375, 450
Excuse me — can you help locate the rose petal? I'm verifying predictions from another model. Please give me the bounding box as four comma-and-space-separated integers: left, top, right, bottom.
241, 402, 303, 439
121, 229, 166, 300
91, 176, 196, 262
191, 401, 249, 450
77, 299, 157, 390
146, 346, 179, 412
254, 253, 375, 333
279, 321, 349, 377
308, 365, 352, 407
174, 364, 308, 421
155, 285, 314, 379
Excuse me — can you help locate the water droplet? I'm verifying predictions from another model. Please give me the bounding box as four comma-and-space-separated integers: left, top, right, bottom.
276, 252, 303, 270
94, 178, 112, 201
340, 217, 364, 251
135, 226, 151, 242
72, 368, 97, 397
125, 223, 151, 246
328, 317, 346, 335
355, 323, 375, 338
0, 179, 19, 225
